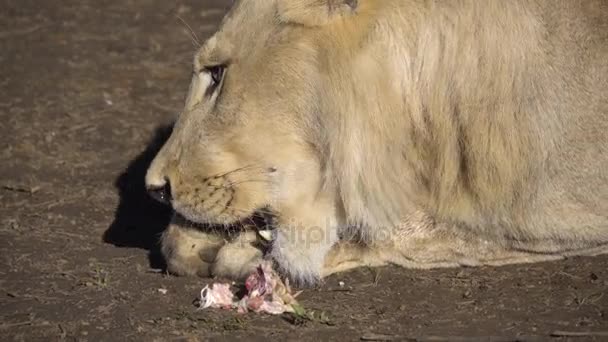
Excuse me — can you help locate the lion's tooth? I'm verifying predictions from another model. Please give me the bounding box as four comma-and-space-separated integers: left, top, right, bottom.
258, 230, 274, 241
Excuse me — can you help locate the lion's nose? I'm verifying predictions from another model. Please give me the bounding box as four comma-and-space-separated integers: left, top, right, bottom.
147, 178, 172, 204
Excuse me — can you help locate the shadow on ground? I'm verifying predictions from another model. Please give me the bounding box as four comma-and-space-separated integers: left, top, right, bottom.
104, 124, 174, 269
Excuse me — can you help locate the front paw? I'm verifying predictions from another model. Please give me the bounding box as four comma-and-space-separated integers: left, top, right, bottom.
210, 231, 265, 281
160, 219, 225, 277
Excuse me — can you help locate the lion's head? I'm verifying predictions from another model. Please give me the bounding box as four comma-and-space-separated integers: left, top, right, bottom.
145, 0, 364, 227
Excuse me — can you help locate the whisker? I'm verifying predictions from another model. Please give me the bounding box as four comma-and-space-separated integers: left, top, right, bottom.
232, 205, 276, 215
225, 179, 272, 187
243, 216, 258, 229
211, 164, 268, 179
250, 212, 274, 228
175, 14, 201, 47
229, 207, 277, 218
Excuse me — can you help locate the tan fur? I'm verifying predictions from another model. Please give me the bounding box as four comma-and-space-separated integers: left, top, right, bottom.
146, 0, 608, 285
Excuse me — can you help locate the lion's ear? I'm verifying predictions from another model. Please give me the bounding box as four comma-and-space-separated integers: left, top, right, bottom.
277, 0, 358, 26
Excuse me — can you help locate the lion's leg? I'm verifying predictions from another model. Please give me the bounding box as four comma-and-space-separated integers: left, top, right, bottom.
380, 233, 565, 270
319, 233, 565, 279
370, 215, 566, 270
383, 211, 608, 268
321, 242, 387, 277
480, 242, 608, 267
366, 213, 608, 270
320, 212, 484, 278
323, 211, 608, 278
267, 196, 340, 286
160, 215, 226, 277
319, 237, 491, 278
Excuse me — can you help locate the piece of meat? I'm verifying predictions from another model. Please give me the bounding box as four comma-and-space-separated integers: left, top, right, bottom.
199, 283, 235, 310
198, 263, 301, 315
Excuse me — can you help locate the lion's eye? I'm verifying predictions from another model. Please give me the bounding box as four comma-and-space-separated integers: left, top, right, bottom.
204, 65, 225, 90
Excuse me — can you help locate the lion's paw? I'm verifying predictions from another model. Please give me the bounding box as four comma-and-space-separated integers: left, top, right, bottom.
160, 221, 225, 277
210, 231, 265, 281
160, 218, 266, 280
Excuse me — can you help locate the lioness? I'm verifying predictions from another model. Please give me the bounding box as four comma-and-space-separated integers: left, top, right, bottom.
145, 0, 608, 286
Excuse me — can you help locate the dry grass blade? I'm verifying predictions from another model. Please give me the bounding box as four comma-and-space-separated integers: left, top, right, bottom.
0, 25, 43, 39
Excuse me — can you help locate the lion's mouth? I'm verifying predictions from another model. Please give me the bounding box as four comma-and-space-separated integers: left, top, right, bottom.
173, 206, 278, 243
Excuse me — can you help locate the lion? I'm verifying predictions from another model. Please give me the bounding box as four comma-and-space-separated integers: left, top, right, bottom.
145, 0, 608, 286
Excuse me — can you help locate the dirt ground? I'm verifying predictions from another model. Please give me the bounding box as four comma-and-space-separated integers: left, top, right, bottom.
1, 1, 607, 341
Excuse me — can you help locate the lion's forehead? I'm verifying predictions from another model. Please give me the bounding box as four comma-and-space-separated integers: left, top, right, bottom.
195, 1, 282, 69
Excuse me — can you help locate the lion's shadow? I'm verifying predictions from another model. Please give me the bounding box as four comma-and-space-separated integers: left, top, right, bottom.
103, 124, 174, 270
